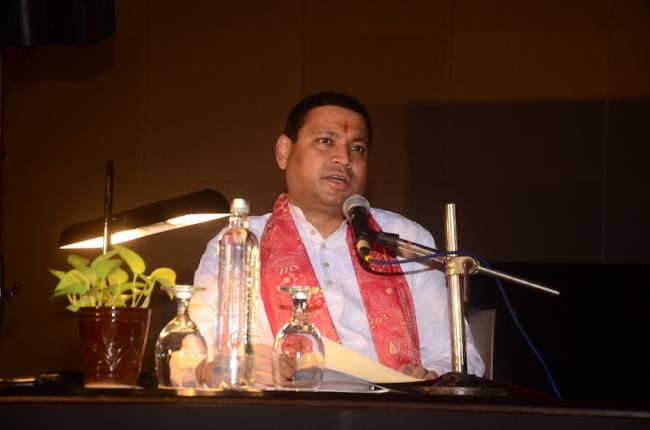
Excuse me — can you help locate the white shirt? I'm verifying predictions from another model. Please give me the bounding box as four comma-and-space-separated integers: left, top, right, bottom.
190, 204, 485, 377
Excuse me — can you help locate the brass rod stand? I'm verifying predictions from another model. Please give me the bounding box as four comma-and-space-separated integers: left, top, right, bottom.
445, 204, 467, 374
374, 203, 560, 396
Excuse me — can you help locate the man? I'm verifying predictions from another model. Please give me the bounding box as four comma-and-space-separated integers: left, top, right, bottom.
191, 92, 484, 385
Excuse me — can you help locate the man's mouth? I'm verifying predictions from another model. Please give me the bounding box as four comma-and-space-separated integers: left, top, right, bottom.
326, 174, 349, 184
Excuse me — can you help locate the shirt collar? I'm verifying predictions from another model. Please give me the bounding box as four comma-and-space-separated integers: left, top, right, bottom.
288, 203, 347, 243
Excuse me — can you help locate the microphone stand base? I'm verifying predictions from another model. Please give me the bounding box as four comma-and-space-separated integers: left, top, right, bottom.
412, 372, 508, 397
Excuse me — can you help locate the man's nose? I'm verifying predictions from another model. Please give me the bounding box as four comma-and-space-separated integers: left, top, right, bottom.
332, 144, 352, 168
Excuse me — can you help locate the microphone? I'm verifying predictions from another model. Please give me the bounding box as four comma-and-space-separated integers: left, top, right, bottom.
342, 194, 374, 262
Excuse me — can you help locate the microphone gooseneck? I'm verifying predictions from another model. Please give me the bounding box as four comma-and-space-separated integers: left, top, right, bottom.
342, 194, 374, 262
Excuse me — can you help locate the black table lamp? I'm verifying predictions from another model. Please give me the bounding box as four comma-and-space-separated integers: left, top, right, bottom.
58, 162, 230, 250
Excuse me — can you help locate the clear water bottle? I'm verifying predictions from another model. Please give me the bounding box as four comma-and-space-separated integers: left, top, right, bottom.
212, 198, 259, 389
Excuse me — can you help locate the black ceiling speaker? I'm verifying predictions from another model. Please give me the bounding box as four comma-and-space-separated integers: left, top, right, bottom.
1, 0, 115, 48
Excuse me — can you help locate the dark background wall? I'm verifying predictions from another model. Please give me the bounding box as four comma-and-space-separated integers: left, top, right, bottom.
1, 0, 648, 399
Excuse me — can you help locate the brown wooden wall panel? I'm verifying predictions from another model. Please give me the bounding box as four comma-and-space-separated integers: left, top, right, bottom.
404, 101, 607, 262
604, 100, 650, 263
303, 35, 450, 103
0, 0, 648, 381
452, 30, 609, 101
453, 0, 610, 33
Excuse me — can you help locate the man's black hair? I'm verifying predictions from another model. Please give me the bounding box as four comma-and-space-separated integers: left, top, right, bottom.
283, 92, 373, 146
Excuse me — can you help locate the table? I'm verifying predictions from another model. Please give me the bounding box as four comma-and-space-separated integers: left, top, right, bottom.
2, 381, 650, 430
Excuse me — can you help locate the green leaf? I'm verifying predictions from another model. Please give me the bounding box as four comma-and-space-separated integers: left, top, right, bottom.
78, 296, 95, 307
73, 269, 92, 289
93, 259, 123, 280
49, 269, 67, 280
108, 268, 129, 286
90, 250, 118, 271
114, 245, 145, 275
67, 255, 90, 269
117, 282, 146, 294
77, 266, 96, 286
54, 270, 90, 293
100, 288, 113, 304
66, 302, 80, 312
52, 282, 87, 297
150, 267, 176, 287
54, 246, 178, 311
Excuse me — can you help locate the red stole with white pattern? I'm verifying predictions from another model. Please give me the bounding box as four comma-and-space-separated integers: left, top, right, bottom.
259, 194, 421, 369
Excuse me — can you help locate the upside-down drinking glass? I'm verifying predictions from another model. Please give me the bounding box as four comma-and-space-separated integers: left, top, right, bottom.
272, 285, 325, 390
155, 285, 207, 389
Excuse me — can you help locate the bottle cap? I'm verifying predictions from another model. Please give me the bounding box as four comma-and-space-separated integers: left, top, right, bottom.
230, 198, 250, 215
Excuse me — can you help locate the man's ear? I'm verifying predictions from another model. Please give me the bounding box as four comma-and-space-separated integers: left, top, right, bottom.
275, 135, 292, 170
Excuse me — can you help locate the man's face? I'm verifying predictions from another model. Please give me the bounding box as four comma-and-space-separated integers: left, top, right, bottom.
276, 105, 369, 218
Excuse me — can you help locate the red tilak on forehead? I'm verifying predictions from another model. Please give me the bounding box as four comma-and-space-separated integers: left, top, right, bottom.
343, 119, 350, 134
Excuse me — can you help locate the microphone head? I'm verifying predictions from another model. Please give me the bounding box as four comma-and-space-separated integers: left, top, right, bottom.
342, 194, 370, 217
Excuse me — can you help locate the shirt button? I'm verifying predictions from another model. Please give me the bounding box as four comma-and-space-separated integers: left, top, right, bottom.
321, 243, 327, 250
326, 280, 333, 286
323, 262, 330, 268
309, 229, 316, 235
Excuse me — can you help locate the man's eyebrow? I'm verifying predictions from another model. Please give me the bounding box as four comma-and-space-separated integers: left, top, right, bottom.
311, 129, 368, 143
313, 129, 341, 137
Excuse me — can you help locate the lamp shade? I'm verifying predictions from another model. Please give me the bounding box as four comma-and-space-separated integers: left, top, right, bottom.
59, 189, 230, 249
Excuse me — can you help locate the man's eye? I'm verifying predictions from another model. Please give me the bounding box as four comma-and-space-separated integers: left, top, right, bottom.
317, 137, 332, 144
351, 144, 366, 154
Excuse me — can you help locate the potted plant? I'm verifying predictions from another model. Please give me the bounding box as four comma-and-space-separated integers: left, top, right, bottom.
51, 244, 176, 388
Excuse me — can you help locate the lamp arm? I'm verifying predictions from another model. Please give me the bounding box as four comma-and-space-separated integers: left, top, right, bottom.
102, 161, 113, 254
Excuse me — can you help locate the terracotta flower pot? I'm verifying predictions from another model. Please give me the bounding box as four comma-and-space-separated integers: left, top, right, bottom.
78, 307, 151, 388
